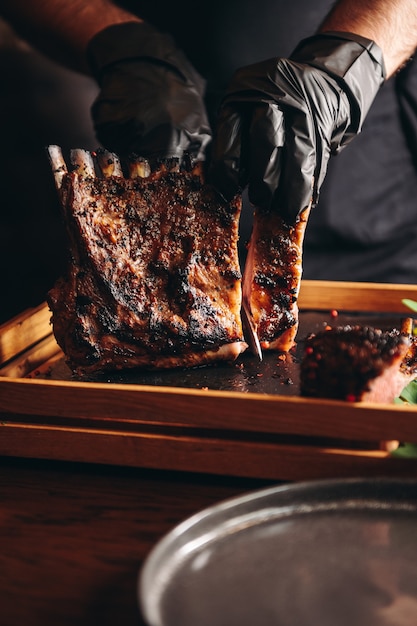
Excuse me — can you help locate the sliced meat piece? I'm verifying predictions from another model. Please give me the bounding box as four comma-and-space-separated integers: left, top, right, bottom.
242, 206, 311, 353
300, 319, 417, 404
47, 146, 247, 376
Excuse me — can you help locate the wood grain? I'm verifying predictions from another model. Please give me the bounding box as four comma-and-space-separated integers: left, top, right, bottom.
1, 420, 417, 480
298, 280, 417, 312
0, 457, 271, 626
0, 302, 51, 366
0, 334, 61, 378
1, 280, 417, 480
2, 376, 417, 441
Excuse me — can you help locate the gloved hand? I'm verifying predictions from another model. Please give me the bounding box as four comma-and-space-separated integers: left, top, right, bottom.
210, 32, 386, 222
87, 22, 212, 161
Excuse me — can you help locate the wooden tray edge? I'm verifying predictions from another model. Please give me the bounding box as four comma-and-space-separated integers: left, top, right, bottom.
1, 420, 416, 481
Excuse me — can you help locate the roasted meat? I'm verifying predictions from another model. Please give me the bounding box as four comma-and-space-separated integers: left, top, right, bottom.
242, 206, 311, 353
300, 319, 417, 403
47, 146, 247, 376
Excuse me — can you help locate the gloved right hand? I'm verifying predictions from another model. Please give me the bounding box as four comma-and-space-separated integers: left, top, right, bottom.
87, 21, 212, 161
210, 32, 386, 223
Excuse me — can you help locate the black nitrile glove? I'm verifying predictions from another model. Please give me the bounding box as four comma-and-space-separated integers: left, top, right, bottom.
210, 32, 386, 222
87, 22, 212, 161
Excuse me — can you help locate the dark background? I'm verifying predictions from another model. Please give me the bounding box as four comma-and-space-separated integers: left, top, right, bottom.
0, 19, 99, 324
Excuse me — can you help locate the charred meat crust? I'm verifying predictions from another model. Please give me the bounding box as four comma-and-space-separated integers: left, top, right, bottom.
300, 324, 416, 401
47, 151, 246, 375
243, 207, 310, 352
253, 215, 300, 341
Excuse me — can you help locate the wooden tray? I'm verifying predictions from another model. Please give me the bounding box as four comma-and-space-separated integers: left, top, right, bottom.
1, 280, 417, 481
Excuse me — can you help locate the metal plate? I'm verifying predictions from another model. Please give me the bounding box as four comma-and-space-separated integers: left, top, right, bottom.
139, 478, 417, 626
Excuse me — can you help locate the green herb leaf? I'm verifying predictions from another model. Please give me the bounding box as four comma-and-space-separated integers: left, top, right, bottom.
391, 443, 417, 458
402, 298, 417, 313
398, 379, 417, 404
391, 298, 417, 454
392, 379, 417, 456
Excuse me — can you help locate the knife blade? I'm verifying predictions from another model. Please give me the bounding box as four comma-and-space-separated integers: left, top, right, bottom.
241, 301, 263, 361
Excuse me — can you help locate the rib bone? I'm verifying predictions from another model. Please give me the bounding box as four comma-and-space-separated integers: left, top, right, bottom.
96, 149, 123, 178
70, 149, 95, 179
47, 145, 68, 191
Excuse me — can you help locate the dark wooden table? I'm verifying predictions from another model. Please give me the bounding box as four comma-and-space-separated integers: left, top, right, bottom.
0, 456, 274, 626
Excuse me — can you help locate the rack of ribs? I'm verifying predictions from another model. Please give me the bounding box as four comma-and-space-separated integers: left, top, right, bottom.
300, 319, 417, 403
47, 146, 247, 376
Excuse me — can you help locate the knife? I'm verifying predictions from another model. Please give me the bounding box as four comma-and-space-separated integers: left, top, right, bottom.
241, 300, 263, 361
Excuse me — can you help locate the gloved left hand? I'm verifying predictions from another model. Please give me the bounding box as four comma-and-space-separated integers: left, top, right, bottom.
87, 21, 212, 161
210, 32, 386, 223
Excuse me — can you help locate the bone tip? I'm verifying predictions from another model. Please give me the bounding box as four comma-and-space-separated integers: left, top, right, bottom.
47, 144, 65, 165
69, 148, 95, 178
95, 147, 123, 177
127, 154, 151, 178
163, 157, 181, 172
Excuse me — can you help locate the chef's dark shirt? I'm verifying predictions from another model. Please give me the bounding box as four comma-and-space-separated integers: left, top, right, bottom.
119, 0, 417, 284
